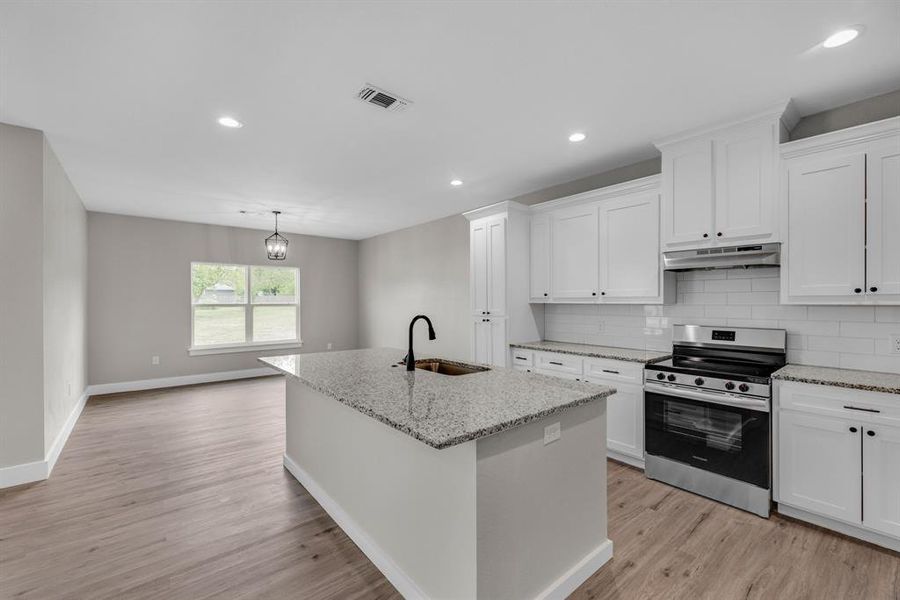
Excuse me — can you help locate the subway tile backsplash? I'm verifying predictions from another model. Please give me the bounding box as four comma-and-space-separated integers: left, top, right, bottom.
543, 267, 900, 374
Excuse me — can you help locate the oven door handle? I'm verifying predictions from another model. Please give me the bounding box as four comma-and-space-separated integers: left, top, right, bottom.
644, 382, 769, 413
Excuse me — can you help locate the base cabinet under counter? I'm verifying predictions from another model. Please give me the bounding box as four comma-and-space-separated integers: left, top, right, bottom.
513, 347, 647, 468
774, 380, 900, 551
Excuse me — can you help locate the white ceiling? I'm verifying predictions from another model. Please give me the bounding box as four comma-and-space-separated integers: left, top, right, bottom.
2, 2, 899, 240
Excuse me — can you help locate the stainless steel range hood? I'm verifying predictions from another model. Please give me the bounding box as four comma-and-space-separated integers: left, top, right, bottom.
663, 243, 780, 271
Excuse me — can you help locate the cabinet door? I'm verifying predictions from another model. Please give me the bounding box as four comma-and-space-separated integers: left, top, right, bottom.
488, 318, 507, 368
714, 122, 776, 241
862, 424, 900, 538
866, 140, 900, 296
591, 380, 643, 460
470, 220, 489, 315
778, 411, 861, 524
472, 318, 491, 365
661, 138, 714, 248
598, 192, 660, 300
786, 152, 866, 298
486, 217, 507, 316
530, 214, 551, 301
551, 204, 599, 300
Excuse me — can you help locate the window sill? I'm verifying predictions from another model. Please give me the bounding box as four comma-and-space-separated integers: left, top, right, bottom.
188, 341, 303, 357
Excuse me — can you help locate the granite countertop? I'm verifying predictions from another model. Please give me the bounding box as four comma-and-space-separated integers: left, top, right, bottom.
259, 348, 614, 450
772, 364, 900, 395
509, 340, 670, 364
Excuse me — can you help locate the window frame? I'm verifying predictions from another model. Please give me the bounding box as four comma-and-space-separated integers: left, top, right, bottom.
188, 261, 302, 356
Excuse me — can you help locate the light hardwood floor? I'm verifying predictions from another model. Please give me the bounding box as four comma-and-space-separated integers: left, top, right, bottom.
1, 377, 897, 599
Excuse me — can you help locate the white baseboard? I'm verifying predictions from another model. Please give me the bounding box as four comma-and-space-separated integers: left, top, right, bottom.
283, 453, 428, 600
608, 449, 644, 470
85, 367, 277, 396
46, 389, 90, 476
0, 460, 48, 489
777, 504, 900, 553
535, 539, 614, 600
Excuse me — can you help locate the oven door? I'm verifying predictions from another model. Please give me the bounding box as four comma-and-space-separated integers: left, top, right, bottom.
644, 383, 770, 488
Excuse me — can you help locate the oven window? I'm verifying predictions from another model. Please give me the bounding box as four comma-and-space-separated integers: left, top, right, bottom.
663, 399, 747, 452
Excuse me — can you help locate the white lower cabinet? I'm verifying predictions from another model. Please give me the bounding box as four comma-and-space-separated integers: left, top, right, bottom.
472, 318, 507, 367
516, 348, 645, 467
775, 380, 900, 550
777, 411, 862, 524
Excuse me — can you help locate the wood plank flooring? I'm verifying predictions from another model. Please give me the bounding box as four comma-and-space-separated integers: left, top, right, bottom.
1, 377, 897, 599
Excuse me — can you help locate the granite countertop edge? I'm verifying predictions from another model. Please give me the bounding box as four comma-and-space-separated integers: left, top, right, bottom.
260, 356, 616, 449
772, 364, 900, 395
509, 341, 670, 364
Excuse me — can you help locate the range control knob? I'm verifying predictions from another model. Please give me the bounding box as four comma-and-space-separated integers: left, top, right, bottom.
739, 383, 750, 393
667, 374, 676, 382
694, 377, 705, 386
724, 382, 735, 391
656, 372, 665, 380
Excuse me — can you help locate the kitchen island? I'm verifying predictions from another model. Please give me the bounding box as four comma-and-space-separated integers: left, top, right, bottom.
260, 348, 615, 600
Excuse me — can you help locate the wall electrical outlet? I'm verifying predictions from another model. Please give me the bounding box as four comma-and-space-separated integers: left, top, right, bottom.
327, 342, 333, 350
544, 422, 561, 445
152, 355, 160, 365
891, 334, 900, 355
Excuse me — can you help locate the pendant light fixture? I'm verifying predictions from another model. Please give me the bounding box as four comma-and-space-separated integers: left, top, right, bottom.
265, 210, 288, 260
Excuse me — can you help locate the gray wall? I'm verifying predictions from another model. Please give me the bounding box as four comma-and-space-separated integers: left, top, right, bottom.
357, 214, 471, 361
42, 138, 88, 454
355, 90, 900, 359
0, 124, 46, 468
87, 213, 359, 385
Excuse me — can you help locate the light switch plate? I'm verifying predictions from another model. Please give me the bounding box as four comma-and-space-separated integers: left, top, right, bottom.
544, 422, 561, 445
891, 334, 900, 355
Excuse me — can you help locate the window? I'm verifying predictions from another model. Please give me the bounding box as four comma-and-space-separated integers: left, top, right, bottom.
190, 262, 300, 354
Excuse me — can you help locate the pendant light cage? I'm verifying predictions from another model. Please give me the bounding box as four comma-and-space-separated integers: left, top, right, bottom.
265, 211, 288, 260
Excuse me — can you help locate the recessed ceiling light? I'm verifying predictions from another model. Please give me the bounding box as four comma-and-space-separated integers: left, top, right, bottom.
823, 28, 860, 48
218, 116, 243, 128
568, 132, 586, 143
450, 179, 463, 187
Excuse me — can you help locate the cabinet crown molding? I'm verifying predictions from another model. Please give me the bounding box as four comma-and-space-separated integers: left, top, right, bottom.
780, 116, 900, 159
529, 174, 661, 213
653, 99, 797, 149
463, 200, 528, 221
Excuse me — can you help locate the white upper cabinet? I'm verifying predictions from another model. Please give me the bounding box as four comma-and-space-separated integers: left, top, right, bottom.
598, 191, 660, 300
786, 151, 866, 298
470, 215, 506, 316
655, 104, 792, 251
781, 117, 900, 305
529, 214, 551, 301
714, 122, 777, 240
660, 138, 715, 247
866, 139, 900, 296
551, 203, 599, 300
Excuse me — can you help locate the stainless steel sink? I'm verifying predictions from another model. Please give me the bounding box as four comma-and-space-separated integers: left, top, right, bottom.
393, 359, 489, 376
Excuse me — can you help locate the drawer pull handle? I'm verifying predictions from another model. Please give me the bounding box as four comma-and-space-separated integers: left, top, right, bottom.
549, 361, 563, 366
602, 369, 620, 374
515, 356, 527, 361
843, 405, 881, 414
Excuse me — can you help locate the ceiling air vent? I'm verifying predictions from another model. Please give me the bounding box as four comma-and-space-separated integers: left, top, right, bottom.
357, 83, 412, 112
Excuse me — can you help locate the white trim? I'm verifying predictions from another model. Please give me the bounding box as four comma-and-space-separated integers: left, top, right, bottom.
607, 449, 645, 470
86, 367, 277, 396
283, 453, 429, 600
529, 174, 661, 213
0, 460, 47, 489
653, 99, 795, 148
780, 115, 900, 158
777, 504, 900, 553
188, 341, 302, 356
534, 539, 614, 600
462, 200, 529, 221
46, 389, 90, 475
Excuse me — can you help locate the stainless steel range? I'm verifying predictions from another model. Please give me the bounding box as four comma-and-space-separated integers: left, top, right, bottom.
643, 324, 786, 518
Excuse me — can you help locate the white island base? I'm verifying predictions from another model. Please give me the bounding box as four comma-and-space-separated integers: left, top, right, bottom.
282, 378, 612, 600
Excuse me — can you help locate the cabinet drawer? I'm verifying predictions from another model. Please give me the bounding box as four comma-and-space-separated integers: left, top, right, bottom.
511, 348, 533, 367
777, 381, 900, 427
534, 352, 583, 376
535, 368, 583, 381
583, 358, 642, 384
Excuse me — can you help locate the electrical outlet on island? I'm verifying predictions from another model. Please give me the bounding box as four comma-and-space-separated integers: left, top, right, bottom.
544, 422, 561, 445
